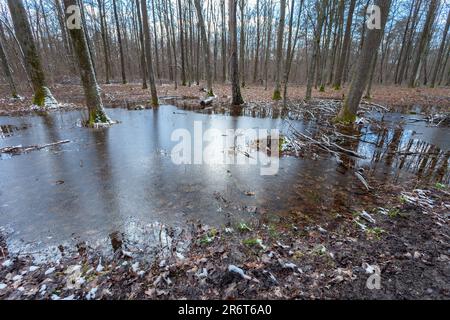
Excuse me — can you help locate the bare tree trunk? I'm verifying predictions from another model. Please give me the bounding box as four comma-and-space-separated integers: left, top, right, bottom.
408, 0, 439, 88
333, 0, 356, 90
63, 0, 110, 126
272, 0, 286, 100
113, 0, 127, 84
97, 0, 111, 84
221, 0, 227, 82
0, 23, 18, 98
194, 0, 214, 96
336, 0, 391, 123
229, 0, 244, 105
264, 0, 273, 90
306, 0, 326, 100
239, 0, 246, 88
178, 0, 187, 86
141, 0, 159, 106
136, 0, 148, 89
7, 0, 57, 107
430, 10, 450, 88
252, 0, 260, 83
283, 0, 303, 104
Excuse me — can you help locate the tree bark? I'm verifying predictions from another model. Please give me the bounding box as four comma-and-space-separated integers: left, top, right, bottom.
408, 0, 439, 88
229, 0, 244, 105
194, 0, 214, 96
7, 0, 56, 107
272, 0, 286, 100
336, 0, 391, 123
113, 0, 127, 84
63, 0, 110, 126
136, 0, 148, 89
141, 0, 159, 106
0, 23, 18, 98
333, 0, 356, 90
430, 9, 450, 88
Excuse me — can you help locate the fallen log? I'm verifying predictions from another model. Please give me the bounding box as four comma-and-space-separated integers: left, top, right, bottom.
200, 96, 216, 107
0, 140, 70, 155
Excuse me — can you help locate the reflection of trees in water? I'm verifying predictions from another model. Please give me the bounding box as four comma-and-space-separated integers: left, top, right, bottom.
357, 123, 449, 185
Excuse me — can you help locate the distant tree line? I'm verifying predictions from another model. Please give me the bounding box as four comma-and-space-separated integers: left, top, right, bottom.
0, 0, 448, 123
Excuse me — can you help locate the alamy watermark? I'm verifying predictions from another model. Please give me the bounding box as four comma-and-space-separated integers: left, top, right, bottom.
366, 5, 382, 30
366, 265, 382, 290
170, 121, 280, 176
66, 5, 81, 30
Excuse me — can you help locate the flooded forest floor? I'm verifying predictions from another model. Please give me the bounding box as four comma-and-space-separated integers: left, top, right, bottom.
0, 83, 449, 300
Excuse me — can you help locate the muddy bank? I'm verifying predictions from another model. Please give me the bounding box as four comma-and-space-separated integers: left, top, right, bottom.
0, 183, 448, 300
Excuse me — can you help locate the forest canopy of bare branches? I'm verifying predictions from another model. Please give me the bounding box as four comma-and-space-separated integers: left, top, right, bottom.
0, 0, 449, 94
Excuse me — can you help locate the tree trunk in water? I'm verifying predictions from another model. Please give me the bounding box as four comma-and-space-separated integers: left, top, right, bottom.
141, 0, 159, 106
273, 0, 286, 100
0, 24, 18, 98
194, 0, 214, 96
229, 0, 244, 105
333, 0, 356, 90
336, 0, 391, 123
7, 0, 57, 107
430, 10, 450, 88
239, 0, 246, 88
113, 0, 127, 84
408, 0, 439, 88
63, 0, 110, 126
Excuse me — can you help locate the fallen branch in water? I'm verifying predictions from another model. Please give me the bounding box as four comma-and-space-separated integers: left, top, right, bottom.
285, 121, 365, 159
0, 140, 70, 155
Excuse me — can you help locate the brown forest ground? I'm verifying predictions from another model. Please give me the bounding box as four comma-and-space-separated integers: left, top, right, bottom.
0, 83, 449, 116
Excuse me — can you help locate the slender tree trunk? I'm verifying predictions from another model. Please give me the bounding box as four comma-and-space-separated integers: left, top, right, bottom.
408, 0, 439, 88
264, 0, 273, 90
229, 0, 244, 105
333, 0, 356, 90
136, 0, 148, 89
365, 53, 378, 99
63, 0, 110, 126
272, 0, 286, 100
430, 10, 450, 88
141, 0, 159, 106
113, 0, 127, 84
194, 0, 214, 96
178, 0, 187, 86
0, 24, 18, 98
239, 0, 246, 88
7, 0, 57, 107
253, 0, 260, 83
97, 0, 111, 84
283, 0, 303, 104
336, 0, 391, 123
221, 0, 227, 82
306, 0, 326, 100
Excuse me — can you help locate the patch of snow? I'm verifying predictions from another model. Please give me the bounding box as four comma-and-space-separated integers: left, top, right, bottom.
86, 287, 98, 300
45, 267, 55, 275
2, 260, 12, 268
